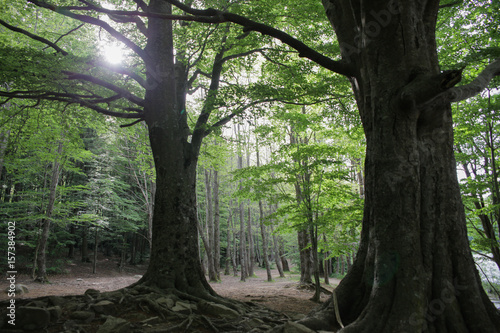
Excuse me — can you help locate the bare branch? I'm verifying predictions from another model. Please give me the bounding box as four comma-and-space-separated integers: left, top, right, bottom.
52, 23, 85, 45
0, 18, 68, 55
62, 71, 145, 106
447, 59, 500, 102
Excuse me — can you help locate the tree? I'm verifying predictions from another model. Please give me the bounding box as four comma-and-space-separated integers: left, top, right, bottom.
146, 0, 500, 331
2, 0, 500, 331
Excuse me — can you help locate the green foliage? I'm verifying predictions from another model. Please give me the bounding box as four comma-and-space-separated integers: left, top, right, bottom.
437, 0, 500, 271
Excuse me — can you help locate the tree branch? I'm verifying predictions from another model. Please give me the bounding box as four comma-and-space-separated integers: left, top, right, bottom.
133, 0, 148, 12
62, 71, 145, 106
90, 61, 147, 88
205, 98, 277, 137
0, 18, 68, 55
0, 90, 143, 119
28, 0, 149, 62
52, 23, 85, 46
447, 59, 500, 102
163, 0, 355, 77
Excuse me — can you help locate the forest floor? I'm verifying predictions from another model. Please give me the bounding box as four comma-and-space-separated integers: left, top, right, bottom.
0, 257, 339, 318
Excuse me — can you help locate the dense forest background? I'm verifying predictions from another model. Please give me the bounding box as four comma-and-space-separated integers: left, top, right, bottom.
0, 0, 499, 300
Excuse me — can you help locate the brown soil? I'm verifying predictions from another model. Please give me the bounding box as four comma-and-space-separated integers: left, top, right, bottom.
0, 258, 340, 317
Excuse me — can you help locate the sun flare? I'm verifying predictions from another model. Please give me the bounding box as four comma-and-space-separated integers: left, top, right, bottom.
102, 44, 124, 64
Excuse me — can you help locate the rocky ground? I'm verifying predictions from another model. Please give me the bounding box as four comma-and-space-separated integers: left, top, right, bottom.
0, 258, 339, 332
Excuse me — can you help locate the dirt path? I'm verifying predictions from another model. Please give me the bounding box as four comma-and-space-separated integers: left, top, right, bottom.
0, 259, 340, 317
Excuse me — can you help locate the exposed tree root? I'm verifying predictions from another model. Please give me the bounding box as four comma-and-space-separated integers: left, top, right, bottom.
0, 283, 290, 332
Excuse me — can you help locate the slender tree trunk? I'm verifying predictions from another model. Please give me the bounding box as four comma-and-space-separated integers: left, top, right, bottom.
247, 206, 254, 277
81, 224, 89, 263
68, 224, 75, 258
239, 199, 247, 281
310, 225, 321, 302
259, 200, 272, 281
213, 169, 221, 280
270, 222, 285, 278
0, 129, 9, 182
203, 169, 218, 281
146, 180, 155, 251
35, 141, 63, 282
92, 227, 98, 274
229, 205, 239, 277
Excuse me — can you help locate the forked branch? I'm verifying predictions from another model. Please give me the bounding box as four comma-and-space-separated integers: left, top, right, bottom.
164, 0, 355, 77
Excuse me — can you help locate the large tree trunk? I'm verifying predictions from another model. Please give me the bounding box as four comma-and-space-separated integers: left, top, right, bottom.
301, 1, 500, 331
135, 0, 215, 299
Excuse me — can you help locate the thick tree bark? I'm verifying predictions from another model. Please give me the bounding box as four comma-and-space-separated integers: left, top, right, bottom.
300, 1, 500, 331
135, 0, 215, 298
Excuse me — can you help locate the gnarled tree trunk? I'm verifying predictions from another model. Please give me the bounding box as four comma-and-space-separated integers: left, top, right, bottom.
301, 1, 500, 331
135, 0, 215, 298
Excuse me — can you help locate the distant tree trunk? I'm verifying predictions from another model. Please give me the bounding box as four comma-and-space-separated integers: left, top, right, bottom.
203, 169, 218, 281
247, 206, 254, 277
239, 199, 247, 281
270, 222, 285, 278
259, 201, 272, 281
92, 227, 98, 274
297, 229, 313, 285
147, 180, 155, 250
213, 169, 221, 280
0, 129, 9, 182
229, 205, 238, 277
224, 203, 233, 276
81, 224, 89, 263
130, 232, 137, 266
279, 237, 290, 272
310, 225, 321, 302
118, 233, 126, 273
323, 234, 330, 285
35, 141, 63, 282
67, 224, 75, 258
